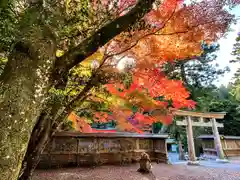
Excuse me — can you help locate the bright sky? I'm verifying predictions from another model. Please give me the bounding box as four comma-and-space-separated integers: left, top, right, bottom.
183, 1, 240, 87
214, 6, 240, 86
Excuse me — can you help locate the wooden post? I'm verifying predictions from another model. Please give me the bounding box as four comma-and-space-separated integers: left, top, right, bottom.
211, 118, 226, 161
199, 117, 204, 123
186, 116, 199, 165
178, 140, 185, 160
136, 139, 139, 150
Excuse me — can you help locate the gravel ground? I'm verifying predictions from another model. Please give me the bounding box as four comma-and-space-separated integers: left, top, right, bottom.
33, 163, 240, 180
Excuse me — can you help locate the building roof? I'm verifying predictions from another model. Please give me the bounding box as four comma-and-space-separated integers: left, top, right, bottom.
54, 131, 169, 139
166, 138, 177, 144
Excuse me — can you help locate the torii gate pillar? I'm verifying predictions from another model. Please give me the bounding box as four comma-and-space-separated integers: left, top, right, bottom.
211, 118, 227, 162
186, 116, 199, 165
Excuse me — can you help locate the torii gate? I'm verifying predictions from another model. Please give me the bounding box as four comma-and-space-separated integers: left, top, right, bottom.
172, 110, 227, 165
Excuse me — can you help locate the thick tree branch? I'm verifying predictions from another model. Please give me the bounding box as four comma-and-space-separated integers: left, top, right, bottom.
53, 0, 156, 89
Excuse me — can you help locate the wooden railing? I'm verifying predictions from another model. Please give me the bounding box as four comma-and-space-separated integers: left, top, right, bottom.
38, 132, 168, 168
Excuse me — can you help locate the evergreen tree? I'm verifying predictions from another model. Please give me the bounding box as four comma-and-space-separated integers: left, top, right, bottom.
163, 42, 229, 111
164, 42, 229, 89
231, 32, 240, 63
231, 32, 240, 100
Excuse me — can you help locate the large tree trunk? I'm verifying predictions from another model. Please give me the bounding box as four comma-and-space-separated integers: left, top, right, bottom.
18, 82, 93, 180
18, 97, 67, 180
0, 5, 56, 180
18, 111, 53, 180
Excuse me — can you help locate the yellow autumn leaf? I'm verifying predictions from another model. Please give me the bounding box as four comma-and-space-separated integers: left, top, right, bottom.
56, 49, 64, 57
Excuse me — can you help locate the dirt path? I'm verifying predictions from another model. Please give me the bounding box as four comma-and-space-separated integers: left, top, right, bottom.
33, 163, 240, 180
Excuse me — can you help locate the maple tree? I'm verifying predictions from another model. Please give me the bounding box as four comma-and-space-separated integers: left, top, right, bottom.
3, 0, 237, 179
68, 67, 196, 133
68, 0, 236, 133
1, 1, 158, 179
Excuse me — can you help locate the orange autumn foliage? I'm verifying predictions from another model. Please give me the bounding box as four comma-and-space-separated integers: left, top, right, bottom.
93, 1, 233, 132
103, 68, 195, 132
68, 0, 235, 133
68, 112, 93, 133
94, 112, 109, 123
108, 0, 233, 69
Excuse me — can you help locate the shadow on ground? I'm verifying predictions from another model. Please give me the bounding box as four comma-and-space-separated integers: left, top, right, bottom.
33, 162, 240, 180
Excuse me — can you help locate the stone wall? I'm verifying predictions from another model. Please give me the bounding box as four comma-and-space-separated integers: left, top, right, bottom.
38, 132, 168, 168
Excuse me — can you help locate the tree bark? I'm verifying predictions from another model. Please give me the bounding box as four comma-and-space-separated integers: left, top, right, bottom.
18, 110, 54, 180
0, 4, 56, 180
18, 80, 93, 180
180, 63, 188, 87
0, 39, 56, 180
178, 140, 185, 160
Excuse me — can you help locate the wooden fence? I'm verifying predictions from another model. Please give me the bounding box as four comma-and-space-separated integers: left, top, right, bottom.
198, 135, 240, 159
38, 132, 168, 168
